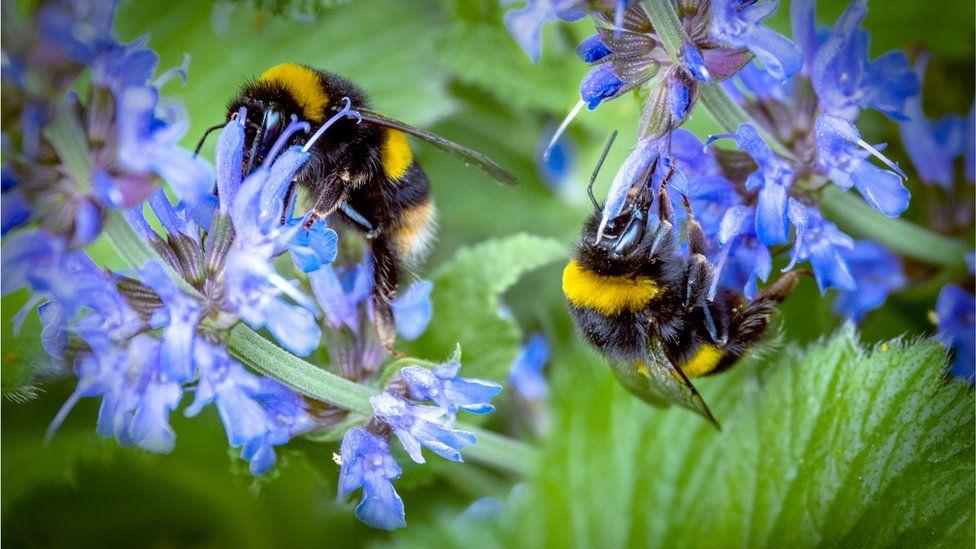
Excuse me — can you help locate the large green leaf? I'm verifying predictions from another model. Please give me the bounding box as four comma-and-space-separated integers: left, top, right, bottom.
391, 330, 975, 548
409, 234, 566, 383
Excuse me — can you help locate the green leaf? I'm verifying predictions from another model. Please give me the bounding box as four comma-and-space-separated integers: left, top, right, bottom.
392, 330, 975, 547
410, 234, 567, 383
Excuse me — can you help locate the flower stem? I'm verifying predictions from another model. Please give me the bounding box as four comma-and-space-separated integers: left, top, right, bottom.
644, 1, 966, 268
228, 324, 538, 475
642, 0, 683, 59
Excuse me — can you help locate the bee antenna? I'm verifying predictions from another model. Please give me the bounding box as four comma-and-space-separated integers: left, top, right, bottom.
193, 122, 229, 157
588, 130, 618, 211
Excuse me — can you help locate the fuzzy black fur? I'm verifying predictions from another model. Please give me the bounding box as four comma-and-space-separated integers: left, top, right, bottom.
227, 66, 433, 349
569, 187, 800, 377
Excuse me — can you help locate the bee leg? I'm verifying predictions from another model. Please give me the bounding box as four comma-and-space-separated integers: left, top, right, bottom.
368, 233, 404, 357
718, 269, 806, 365
681, 196, 708, 257
648, 184, 676, 257
680, 197, 716, 311
304, 176, 348, 229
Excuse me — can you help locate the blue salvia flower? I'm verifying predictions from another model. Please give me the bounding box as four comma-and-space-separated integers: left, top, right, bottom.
936, 284, 975, 381
503, 0, 634, 63
338, 427, 406, 530
309, 257, 433, 380
370, 392, 477, 464
401, 361, 503, 414
74, 334, 183, 454
709, 0, 803, 80
186, 340, 315, 475
815, 114, 909, 217
509, 333, 550, 401
899, 55, 968, 188
785, 199, 855, 292
713, 205, 771, 299
2, 0, 202, 246
808, 0, 918, 121
707, 124, 793, 245
832, 241, 906, 323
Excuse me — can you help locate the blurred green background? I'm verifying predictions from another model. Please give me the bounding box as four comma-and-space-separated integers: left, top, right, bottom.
2, 0, 974, 547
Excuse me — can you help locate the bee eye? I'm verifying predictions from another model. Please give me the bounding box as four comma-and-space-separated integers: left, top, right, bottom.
259, 109, 284, 154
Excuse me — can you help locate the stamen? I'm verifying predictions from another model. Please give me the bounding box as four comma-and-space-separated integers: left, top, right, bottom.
45, 384, 88, 443
544, 100, 586, 160
154, 53, 191, 88
303, 97, 363, 153
703, 133, 734, 150
854, 137, 907, 179
264, 116, 311, 166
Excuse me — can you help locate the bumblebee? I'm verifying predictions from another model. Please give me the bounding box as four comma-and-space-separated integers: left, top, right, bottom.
563, 135, 801, 427
204, 63, 516, 351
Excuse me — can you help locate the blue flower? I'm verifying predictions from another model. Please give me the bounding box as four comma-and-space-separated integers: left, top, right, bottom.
51, 334, 182, 454
580, 64, 626, 110
785, 200, 855, 292
577, 34, 611, 63
310, 259, 434, 340
683, 43, 711, 82
401, 361, 502, 414
186, 340, 315, 475
1, 189, 31, 236
391, 280, 434, 341
503, 0, 589, 63
832, 241, 906, 323
139, 260, 201, 382
338, 427, 406, 531
714, 205, 771, 298
117, 85, 214, 223
936, 285, 975, 381
370, 392, 477, 463
709, 124, 793, 245
809, 0, 918, 120
509, 333, 550, 401
38, 0, 118, 65
899, 56, 967, 188
537, 124, 576, 192
816, 114, 909, 217
709, 0, 802, 80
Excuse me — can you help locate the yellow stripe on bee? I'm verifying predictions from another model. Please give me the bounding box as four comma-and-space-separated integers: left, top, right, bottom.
562, 260, 661, 315
381, 129, 413, 180
258, 63, 329, 122
680, 344, 723, 378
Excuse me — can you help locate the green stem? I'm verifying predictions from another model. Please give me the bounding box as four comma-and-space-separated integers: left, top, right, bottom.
227, 324, 537, 475
643, 1, 965, 268
105, 213, 538, 476
819, 187, 968, 267
642, 0, 683, 57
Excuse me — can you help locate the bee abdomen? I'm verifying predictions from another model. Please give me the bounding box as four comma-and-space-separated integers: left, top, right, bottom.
392, 197, 437, 263
381, 129, 413, 180
678, 344, 724, 378
562, 260, 661, 316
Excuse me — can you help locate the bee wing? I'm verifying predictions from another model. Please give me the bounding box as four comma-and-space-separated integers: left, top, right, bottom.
609, 338, 721, 430
358, 109, 517, 186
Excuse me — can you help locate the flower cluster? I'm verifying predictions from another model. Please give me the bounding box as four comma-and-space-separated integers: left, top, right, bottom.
507, 0, 973, 332
1, 0, 203, 246
3, 0, 508, 530
339, 359, 502, 530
